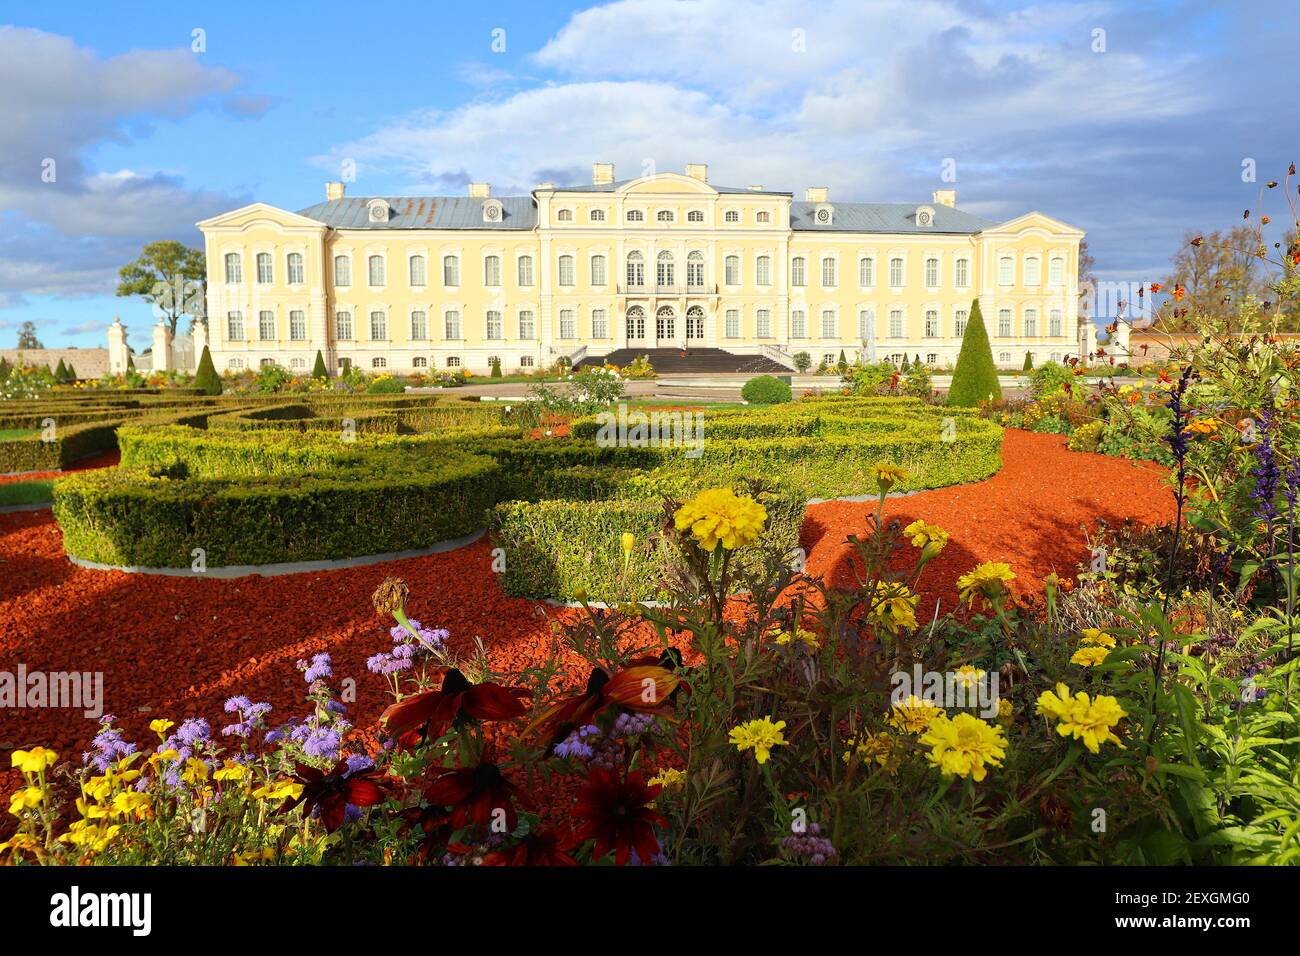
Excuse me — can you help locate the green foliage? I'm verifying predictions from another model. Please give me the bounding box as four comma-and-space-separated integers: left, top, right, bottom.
1028, 361, 1075, 397
947, 300, 1002, 407
1023, 351, 1034, 372
793, 351, 812, 373
366, 374, 406, 394
0, 357, 10, 381
256, 363, 293, 394
740, 374, 792, 405
490, 356, 503, 378
54, 359, 69, 383
311, 350, 328, 380
115, 240, 206, 334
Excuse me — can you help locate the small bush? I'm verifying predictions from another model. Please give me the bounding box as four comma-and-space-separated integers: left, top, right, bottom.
741, 375, 792, 405
194, 346, 222, 396
947, 300, 1002, 407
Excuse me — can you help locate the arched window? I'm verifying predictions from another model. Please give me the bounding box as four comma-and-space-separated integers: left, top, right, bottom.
444, 310, 462, 339
256, 253, 273, 284
755, 255, 771, 286
858, 308, 874, 339
333, 255, 350, 287
998, 309, 1013, 337
556, 208, 573, 222
756, 309, 771, 337
791, 310, 807, 338
955, 258, 969, 288
335, 310, 353, 340
289, 310, 306, 341
687, 210, 704, 223
589, 208, 606, 222
626, 251, 645, 287
791, 256, 806, 287
999, 256, 1014, 286
724, 255, 740, 285
686, 305, 705, 340
443, 255, 460, 286
724, 210, 740, 223
756, 211, 770, 223
655, 305, 676, 340
1049, 257, 1065, 287
1024, 257, 1041, 286
821, 309, 836, 339
725, 309, 740, 338
518, 310, 535, 339
260, 358, 276, 368
657, 209, 674, 223
687, 251, 705, 288
626, 305, 646, 339
409, 255, 426, 286
258, 311, 275, 340
286, 252, 304, 285
484, 254, 501, 286
486, 310, 503, 340
224, 253, 242, 284
368, 255, 385, 286
558, 254, 575, 286
1024, 308, 1038, 336
656, 250, 674, 287
517, 254, 534, 286
590, 254, 607, 286
626, 209, 644, 222
410, 310, 428, 340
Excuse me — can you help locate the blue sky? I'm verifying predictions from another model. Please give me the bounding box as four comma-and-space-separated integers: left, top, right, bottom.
2, 0, 1295, 348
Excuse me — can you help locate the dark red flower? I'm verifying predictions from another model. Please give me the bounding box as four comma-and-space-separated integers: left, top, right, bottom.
573, 767, 666, 866
422, 759, 534, 832
280, 760, 386, 833
483, 828, 579, 866
397, 804, 469, 864
380, 667, 531, 738
525, 654, 681, 751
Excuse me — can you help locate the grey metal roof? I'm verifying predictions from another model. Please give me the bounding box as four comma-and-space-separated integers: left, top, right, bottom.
549, 179, 792, 196
296, 196, 537, 230
790, 201, 995, 234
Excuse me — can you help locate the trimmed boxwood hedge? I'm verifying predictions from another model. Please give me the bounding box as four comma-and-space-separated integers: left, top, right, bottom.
0, 421, 119, 474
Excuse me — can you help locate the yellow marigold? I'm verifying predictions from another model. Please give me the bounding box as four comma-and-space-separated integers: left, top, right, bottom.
8, 786, 45, 817
996, 698, 1014, 726
1035, 683, 1126, 753
212, 760, 248, 783
728, 716, 788, 765
1071, 646, 1110, 667
957, 561, 1016, 609
11, 747, 58, 774
647, 768, 686, 790
872, 582, 919, 634
772, 626, 821, 650
621, 532, 636, 557
149, 719, 175, 735
253, 780, 304, 802
674, 488, 768, 551
1079, 628, 1116, 648
843, 732, 903, 774
874, 462, 908, 491
887, 694, 944, 734
919, 713, 1007, 782
1183, 417, 1219, 436
903, 519, 949, 558
953, 664, 986, 689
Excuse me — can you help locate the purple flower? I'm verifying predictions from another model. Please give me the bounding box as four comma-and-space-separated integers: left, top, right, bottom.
1250, 409, 1280, 524
221, 698, 273, 738
297, 653, 333, 684
303, 726, 342, 761
553, 725, 599, 760
83, 717, 137, 771
781, 822, 838, 865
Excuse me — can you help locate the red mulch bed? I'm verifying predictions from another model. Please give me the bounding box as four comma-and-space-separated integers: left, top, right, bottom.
0, 430, 1174, 812
0, 450, 121, 485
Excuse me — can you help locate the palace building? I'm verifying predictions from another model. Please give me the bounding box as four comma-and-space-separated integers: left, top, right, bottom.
187, 162, 1091, 376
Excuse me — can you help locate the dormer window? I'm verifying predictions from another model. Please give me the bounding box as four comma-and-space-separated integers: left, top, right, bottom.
481, 199, 503, 223
756, 211, 771, 223
914, 205, 935, 227
814, 203, 834, 225
657, 210, 674, 223
367, 198, 390, 223
556, 208, 574, 222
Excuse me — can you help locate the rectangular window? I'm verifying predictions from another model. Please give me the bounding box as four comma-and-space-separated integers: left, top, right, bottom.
558, 255, 575, 286
591, 308, 608, 338
287, 253, 304, 285
443, 256, 460, 286
484, 255, 501, 287
859, 257, 874, 287
335, 311, 353, 340
791, 310, 807, 338
1049, 257, 1065, 287
955, 258, 969, 288
486, 310, 503, 340
1024, 258, 1041, 286
333, 255, 350, 287
410, 310, 428, 340
756, 309, 771, 338
821, 310, 836, 339
725, 309, 740, 338
999, 257, 1014, 286
370, 311, 387, 340
687, 256, 705, 288
258, 311, 275, 340
889, 310, 904, 338
559, 309, 576, 339
591, 255, 607, 286
954, 310, 968, 337
368, 255, 385, 286
998, 309, 1013, 336
858, 309, 873, 339
225, 253, 242, 284
889, 257, 904, 287
256, 253, 273, 284
791, 257, 806, 287
518, 255, 534, 286
756, 256, 771, 286
518, 310, 535, 339
725, 256, 740, 285
409, 255, 426, 286
821, 257, 836, 287
1049, 309, 1063, 336
925, 258, 939, 287
924, 310, 939, 337
1024, 308, 1038, 337
227, 311, 244, 340
289, 310, 306, 341
444, 310, 462, 339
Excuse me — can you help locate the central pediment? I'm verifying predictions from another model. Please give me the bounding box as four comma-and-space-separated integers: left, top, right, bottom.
619, 173, 717, 195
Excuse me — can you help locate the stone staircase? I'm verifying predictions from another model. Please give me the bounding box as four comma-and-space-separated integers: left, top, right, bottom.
577, 347, 791, 374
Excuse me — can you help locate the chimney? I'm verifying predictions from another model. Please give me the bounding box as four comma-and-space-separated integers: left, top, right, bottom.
685, 163, 708, 182
747, 185, 765, 191
932, 189, 957, 208
468, 183, 491, 198
804, 186, 828, 203
326, 182, 346, 201
592, 162, 615, 185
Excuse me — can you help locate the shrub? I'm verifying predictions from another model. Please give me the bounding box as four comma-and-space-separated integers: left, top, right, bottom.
311, 350, 328, 380
1023, 351, 1034, 372
1067, 420, 1105, 452
490, 356, 502, 378
194, 346, 222, 396
793, 351, 812, 373
366, 374, 406, 394
741, 375, 792, 405
947, 300, 1001, 407
1028, 361, 1075, 398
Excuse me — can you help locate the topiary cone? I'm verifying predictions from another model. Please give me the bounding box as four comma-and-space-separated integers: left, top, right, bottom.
947, 299, 1001, 407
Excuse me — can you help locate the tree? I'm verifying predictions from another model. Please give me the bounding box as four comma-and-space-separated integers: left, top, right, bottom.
0, 356, 10, 380
16, 321, 42, 349
116, 241, 207, 337
66, 363, 78, 381
490, 356, 502, 378
1077, 239, 1097, 319
1023, 351, 1034, 372
1158, 227, 1272, 330
312, 350, 328, 380
793, 351, 812, 373
126, 351, 136, 373
194, 346, 222, 395
947, 300, 1001, 407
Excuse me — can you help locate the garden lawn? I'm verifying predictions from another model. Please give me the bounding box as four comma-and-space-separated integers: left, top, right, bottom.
0, 430, 1173, 809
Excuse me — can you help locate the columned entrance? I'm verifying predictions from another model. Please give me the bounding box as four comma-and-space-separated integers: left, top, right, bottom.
626, 305, 648, 347
686, 305, 705, 341
655, 306, 676, 345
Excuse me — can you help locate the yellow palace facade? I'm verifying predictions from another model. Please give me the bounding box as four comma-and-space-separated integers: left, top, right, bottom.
195, 162, 1089, 375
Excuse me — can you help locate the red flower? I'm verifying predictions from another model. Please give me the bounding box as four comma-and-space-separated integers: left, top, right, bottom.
281, 760, 386, 833
483, 828, 579, 866
574, 767, 666, 866
380, 667, 531, 738
422, 759, 533, 832
397, 804, 464, 864
524, 661, 679, 751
